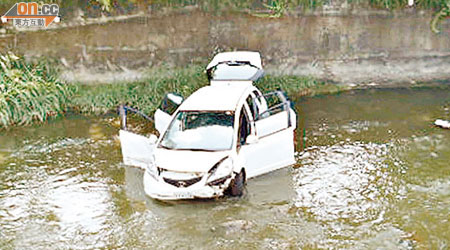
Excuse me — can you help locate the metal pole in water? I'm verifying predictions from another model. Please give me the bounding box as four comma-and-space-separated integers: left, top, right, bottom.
119, 104, 127, 130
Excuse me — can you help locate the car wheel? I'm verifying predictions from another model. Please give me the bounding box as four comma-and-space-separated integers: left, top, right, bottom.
228, 170, 245, 196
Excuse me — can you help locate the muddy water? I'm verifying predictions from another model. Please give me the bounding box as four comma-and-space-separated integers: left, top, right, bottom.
0, 86, 449, 249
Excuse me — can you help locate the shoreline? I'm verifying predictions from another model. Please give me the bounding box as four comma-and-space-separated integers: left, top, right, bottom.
2, 79, 448, 131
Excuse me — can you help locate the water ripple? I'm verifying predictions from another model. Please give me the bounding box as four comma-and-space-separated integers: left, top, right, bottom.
293, 141, 408, 246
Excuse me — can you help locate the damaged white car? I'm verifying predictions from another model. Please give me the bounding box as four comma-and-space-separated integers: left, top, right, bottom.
119, 51, 297, 200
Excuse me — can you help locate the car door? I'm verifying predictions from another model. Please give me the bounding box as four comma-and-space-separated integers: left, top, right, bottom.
119, 130, 156, 170
246, 91, 296, 178
119, 93, 183, 169
236, 102, 265, 178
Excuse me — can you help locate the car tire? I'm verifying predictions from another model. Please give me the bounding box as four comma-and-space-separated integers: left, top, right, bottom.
229, 170, 245, 196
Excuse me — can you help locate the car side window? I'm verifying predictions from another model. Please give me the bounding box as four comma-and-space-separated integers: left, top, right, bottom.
246, 95, 258, 121
237, 106, 251, 146
251, 90, 269, 120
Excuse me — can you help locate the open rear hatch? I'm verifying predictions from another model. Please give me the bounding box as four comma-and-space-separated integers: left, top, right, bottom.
206, 51, 264, 82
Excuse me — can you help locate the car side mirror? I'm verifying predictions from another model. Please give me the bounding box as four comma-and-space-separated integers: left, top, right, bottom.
245, 135, 259, 144
160, 93, 184, 115
155, 93, 184, 134
148, 134, 158, 144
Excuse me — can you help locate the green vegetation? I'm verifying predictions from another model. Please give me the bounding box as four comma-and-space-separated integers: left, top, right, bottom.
0, 53, 73, 128
256, 74, 345, 96
96, 0, 112, 11
69, 66, 207, 116
349, 0, 448, 10
69, 66, 340, 117
0, 53, 341, 129
252, 0, 289, 18
431, 1, 450, 33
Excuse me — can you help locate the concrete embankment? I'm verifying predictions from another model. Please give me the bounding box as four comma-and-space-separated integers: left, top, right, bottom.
0, 10, 449, 85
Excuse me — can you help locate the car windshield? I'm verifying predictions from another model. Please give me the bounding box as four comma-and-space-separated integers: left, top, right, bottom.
159, 111, 235, 151
211, 62, 262, 80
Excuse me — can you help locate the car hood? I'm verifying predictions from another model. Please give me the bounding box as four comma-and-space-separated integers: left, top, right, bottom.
155, 148, 230, 173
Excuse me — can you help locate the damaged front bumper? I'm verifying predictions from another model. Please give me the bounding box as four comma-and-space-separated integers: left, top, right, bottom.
143, 171, 232, 200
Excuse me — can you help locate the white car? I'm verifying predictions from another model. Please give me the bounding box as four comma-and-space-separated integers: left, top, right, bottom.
119, 51, 297, 200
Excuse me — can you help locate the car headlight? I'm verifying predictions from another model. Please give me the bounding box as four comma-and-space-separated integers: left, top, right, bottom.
146, 163, 159, 179
207, 157, 233, 185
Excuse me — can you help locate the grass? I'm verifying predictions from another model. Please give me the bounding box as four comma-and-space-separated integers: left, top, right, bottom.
256, 74, 345, 97
0, 53, 342, 129
69, 66, 342, 117
252, 0, 290, 18
0, 53, 73, 129
69, 65, 208, 116
431, 1, 450, 33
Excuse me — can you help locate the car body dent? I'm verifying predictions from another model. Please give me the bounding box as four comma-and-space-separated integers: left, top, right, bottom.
154, 148, 230, 173
143, 167, 234, 200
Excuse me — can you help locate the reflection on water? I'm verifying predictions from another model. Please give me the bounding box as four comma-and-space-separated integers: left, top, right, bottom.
0, 86, 449, 249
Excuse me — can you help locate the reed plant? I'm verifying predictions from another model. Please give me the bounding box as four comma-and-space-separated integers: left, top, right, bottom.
69, 65, 208, 116
430, 0, 450, 33
69, 66, 337, 117
255, 74, 344, 97
0, 53, 73, 128
0, 54, 337, 128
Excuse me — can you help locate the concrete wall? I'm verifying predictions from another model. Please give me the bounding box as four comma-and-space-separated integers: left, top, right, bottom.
1, 11, 449, 84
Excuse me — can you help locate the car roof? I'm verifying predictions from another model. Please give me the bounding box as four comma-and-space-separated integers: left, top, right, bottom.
179, 81, 254, 111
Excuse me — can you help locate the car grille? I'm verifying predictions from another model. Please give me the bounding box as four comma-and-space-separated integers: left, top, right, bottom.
163, 176, 202, 188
